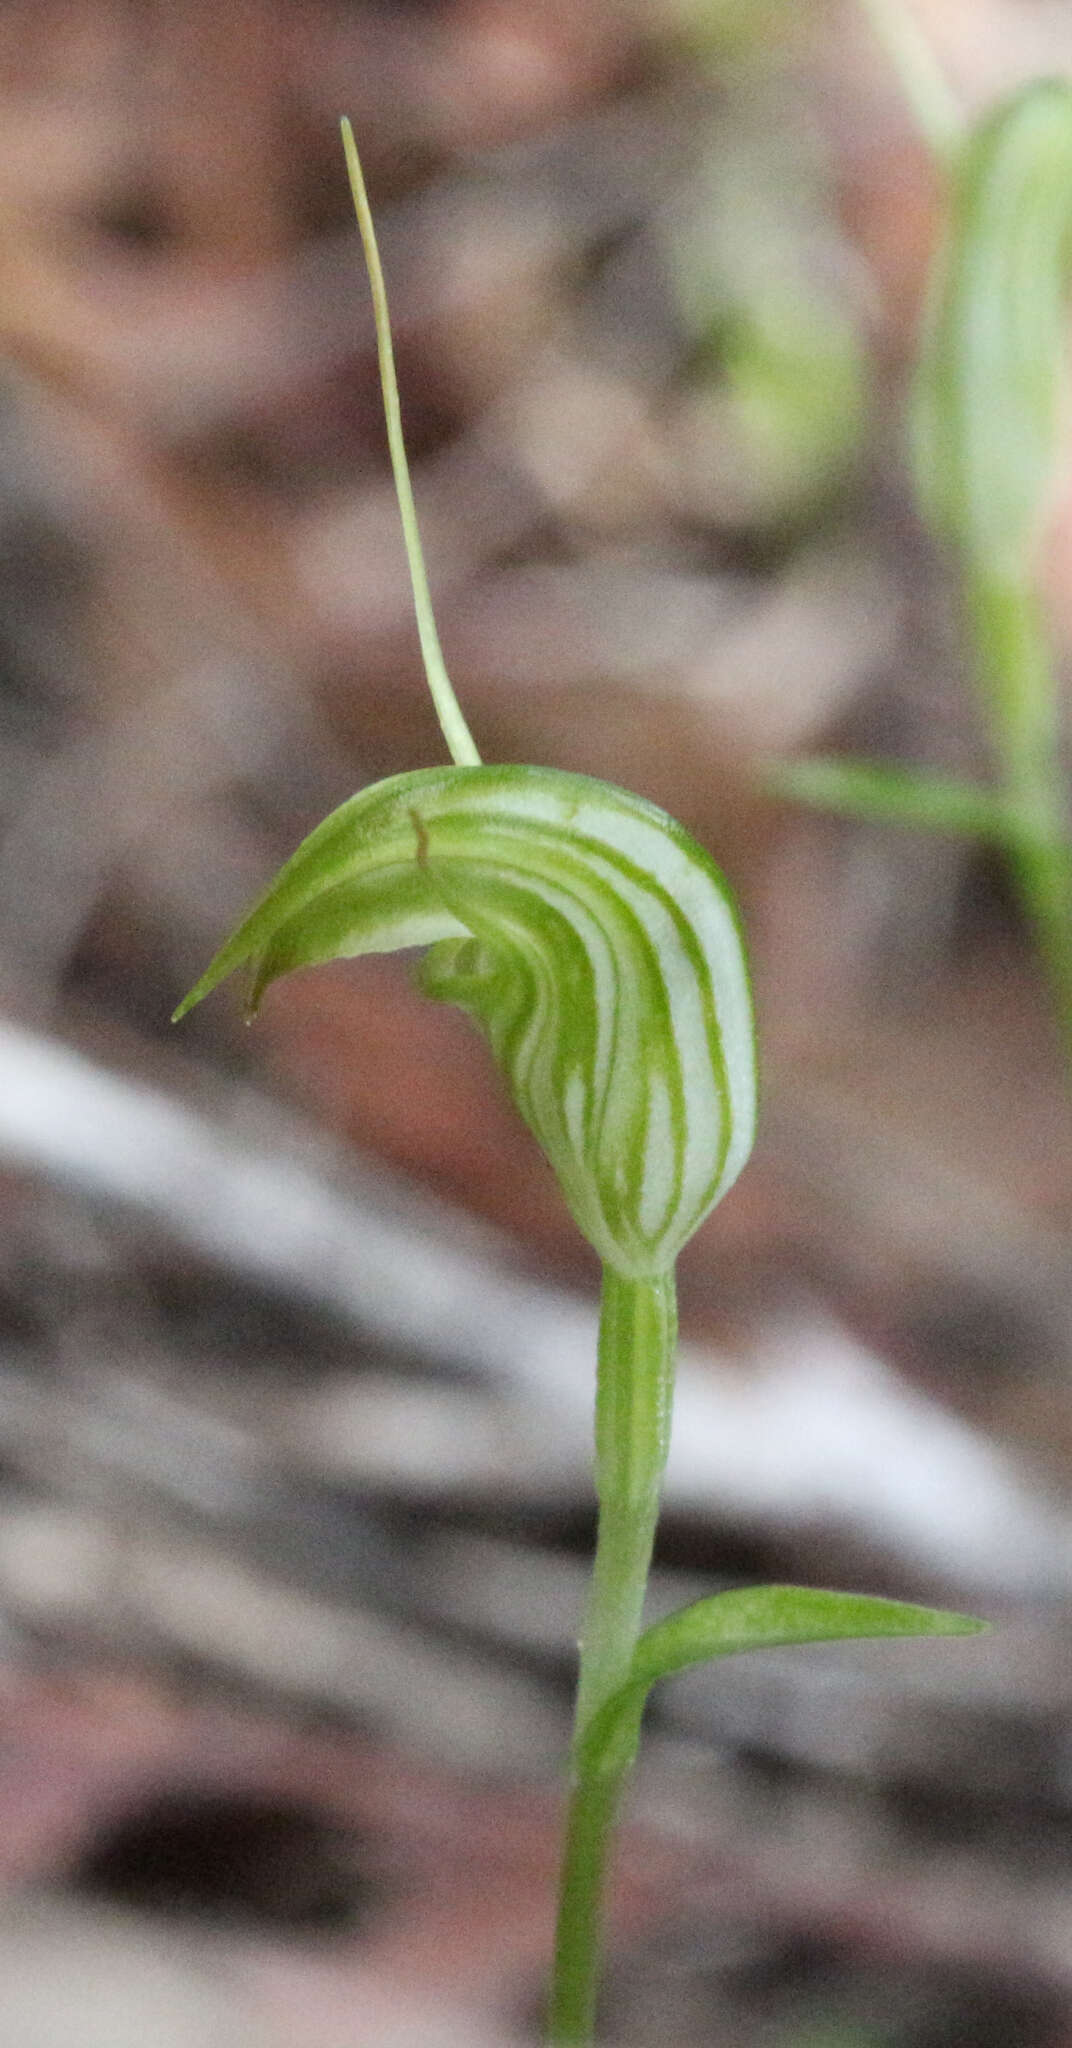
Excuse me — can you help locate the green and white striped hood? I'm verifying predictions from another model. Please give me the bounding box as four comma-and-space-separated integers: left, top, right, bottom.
176, 764, 757, 1280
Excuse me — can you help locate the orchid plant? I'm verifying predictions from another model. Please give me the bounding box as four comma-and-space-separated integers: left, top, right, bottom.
175, 121, 983, 2046
777, 1, 1072, 1071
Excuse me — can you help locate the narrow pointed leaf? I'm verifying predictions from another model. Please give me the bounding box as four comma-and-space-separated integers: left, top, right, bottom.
769, 756, 1027, 842
174, 763, 756, 1277
579, 1583, 986, 1778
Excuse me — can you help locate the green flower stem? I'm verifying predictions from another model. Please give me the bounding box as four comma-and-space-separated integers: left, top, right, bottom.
547, 1759, 626, 2047
548, 1269, 677, 2045
967, 570, 1072, 1061
578, 1272, 677, 1727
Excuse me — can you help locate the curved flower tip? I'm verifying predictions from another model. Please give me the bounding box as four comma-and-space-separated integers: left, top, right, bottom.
175, 763, 757, 1277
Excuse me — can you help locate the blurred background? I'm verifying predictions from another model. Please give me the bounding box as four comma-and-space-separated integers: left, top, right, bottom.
0, 0, 1071, 2042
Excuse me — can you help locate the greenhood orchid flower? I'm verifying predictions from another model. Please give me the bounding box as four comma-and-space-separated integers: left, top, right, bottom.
175, 762, 756, 1280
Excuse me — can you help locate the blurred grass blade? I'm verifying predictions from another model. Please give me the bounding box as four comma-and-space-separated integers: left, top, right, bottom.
911, 78, 1072, 1060
769, 756, 1016, 839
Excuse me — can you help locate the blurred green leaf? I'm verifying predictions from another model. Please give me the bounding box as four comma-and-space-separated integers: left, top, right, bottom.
721, 296, 867, 504
669, 110, 867, 526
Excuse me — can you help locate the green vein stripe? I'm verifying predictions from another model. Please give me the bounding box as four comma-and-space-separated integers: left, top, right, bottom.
431, 821, 739, 1267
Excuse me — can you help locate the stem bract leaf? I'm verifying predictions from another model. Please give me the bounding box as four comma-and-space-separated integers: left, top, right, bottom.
579, 1583, 986, 1777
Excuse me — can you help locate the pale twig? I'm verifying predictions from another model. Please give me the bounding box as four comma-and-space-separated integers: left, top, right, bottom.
857, 0, 963, 159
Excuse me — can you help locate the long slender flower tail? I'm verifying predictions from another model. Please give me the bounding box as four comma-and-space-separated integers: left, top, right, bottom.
911, 75, 1072, 1049
174, 763, 756, 1277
